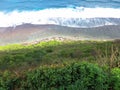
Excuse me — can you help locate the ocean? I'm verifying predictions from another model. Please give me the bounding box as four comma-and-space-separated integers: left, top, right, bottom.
0, 0, 120, 45
0, 0, 120, 28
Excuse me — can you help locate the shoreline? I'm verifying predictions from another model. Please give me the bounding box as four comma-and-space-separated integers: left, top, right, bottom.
0, 24, 120, 45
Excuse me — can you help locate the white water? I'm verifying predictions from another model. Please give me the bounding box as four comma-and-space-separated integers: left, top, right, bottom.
0, 7, 120, 27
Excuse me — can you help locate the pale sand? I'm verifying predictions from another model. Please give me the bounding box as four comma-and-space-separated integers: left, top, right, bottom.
0, 24, 120, 45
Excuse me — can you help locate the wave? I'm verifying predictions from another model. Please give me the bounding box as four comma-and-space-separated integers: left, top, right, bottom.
0, 7, 120, 28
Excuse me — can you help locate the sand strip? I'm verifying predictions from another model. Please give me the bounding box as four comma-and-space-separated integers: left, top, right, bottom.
0, 24, 120, 45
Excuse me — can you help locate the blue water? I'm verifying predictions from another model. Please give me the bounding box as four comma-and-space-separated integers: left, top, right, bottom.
0, 0, 120, 27
0, 0, 120, 11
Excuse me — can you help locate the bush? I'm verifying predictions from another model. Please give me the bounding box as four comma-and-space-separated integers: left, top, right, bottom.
20, 62, 108, 90
0, 71, 18, 90
111, 68, 120, 90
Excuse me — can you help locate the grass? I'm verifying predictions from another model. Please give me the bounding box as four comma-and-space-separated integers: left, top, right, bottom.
0, 40, 119, 71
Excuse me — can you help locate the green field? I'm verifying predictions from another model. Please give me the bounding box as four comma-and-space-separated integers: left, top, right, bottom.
0, 40, 120, 90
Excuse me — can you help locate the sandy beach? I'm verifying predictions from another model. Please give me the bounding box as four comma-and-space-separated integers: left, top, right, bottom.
0, 24, 120, 45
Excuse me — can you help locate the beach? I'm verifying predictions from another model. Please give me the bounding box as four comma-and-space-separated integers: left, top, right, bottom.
0, 0, 120, 46
0, 24, 120, 45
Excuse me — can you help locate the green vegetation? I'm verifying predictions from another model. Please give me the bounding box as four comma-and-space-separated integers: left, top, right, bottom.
0, 40, 120, 90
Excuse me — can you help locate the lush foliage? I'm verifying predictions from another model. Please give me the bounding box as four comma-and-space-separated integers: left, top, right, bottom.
0, 62, 109, 90
0, 40, 120, 90
111, 68, 120, 90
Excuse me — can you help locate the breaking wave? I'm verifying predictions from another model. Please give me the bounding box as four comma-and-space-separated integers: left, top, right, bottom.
0, 7, 120, 28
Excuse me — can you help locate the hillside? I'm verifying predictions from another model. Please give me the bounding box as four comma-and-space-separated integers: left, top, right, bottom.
0, 40, 120, 90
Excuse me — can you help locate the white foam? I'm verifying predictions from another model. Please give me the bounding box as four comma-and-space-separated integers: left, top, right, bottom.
0, 7, 120, 27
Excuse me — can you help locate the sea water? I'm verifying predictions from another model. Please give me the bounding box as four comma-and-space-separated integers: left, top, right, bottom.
0, 0, 120, 28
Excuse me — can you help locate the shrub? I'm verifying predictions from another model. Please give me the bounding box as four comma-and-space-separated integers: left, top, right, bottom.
111, 68, 120, 90
20, 62, 108, 90
0, 71, 18, 90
